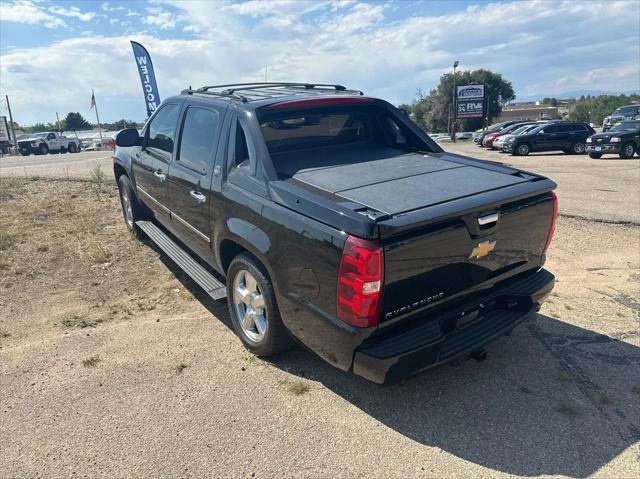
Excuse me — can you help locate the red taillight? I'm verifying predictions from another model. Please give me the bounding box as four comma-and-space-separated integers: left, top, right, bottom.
265, 97, 373, 109
337, 235, 384, 328
544, 191, 558, 252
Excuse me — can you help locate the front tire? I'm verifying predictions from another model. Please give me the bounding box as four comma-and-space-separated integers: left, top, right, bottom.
117, 175, 146, 239
68, 143, 77, 153
514, 143, 530, 156
227, 253, 292, 357
589, 153, 603, 159
619, 142, 636, 159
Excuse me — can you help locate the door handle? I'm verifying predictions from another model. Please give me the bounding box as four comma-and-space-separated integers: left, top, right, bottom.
153, 170, 166, 182
190, 190, 206, 204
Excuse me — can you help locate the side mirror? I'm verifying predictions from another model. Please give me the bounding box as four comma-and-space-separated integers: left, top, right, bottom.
115, 128, 141, 147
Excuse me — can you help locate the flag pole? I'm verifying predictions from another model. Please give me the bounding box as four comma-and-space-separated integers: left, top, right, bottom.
92, 89, 103, 141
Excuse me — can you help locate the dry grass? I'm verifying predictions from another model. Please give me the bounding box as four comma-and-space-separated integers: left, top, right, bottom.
0, 178, 194, 343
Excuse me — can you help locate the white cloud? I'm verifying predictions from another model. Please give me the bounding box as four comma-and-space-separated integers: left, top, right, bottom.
49, 6, 96, 22
1, 0, 638, 124
143, 7, 177, 30
101, 2, 125, 12
0, 0, 66, 29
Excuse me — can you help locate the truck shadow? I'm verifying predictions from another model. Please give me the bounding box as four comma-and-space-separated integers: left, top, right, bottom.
160, 255, 640, 478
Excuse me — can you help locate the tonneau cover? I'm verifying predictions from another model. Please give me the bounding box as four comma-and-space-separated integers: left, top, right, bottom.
277, 147, 529, 215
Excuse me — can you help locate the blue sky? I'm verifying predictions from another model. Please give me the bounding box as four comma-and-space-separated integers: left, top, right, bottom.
1, 0, 639, 125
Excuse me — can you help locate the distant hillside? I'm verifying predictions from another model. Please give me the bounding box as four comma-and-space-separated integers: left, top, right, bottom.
517, 90, 640, 102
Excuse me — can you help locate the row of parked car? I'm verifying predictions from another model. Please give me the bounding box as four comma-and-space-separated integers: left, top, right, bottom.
472, 118, 640, 159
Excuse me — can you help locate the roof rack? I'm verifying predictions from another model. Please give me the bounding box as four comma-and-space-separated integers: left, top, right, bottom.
181, 82, 363, 103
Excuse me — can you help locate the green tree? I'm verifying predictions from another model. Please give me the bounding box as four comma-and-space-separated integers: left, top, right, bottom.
64, 112, 91, 131
409, 69, 515, 133
28, 123, 48, 133
567, 94, 640, 125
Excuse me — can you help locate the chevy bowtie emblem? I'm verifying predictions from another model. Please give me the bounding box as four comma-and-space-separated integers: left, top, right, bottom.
470, 240, 496, 259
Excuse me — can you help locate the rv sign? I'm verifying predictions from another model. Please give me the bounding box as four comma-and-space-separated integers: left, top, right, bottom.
457, 84, 485, 118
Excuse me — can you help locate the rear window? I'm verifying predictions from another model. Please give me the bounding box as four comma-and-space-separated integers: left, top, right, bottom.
258, 106, 425, 152
260, 112, 372, 153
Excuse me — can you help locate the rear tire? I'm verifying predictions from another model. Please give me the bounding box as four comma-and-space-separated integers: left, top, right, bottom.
588, 153, 603, 159
68, 143, 77, 153
619, 142, 636, 159
570, 141, 586, 154
39, 144, 49, 155
514, 143, 530, 156
227, 253, 293, 357
20, 152, 29, 156
117, 175, 147, 239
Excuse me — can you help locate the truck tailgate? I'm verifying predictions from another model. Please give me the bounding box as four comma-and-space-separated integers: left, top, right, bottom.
379, 190, 555, 323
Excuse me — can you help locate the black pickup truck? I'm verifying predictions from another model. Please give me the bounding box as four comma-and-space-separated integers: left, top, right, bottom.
586, 120, 640, 159
113, 83, 557, 383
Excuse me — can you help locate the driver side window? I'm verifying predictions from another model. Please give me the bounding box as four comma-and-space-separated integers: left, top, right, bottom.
147, 104, 180, 155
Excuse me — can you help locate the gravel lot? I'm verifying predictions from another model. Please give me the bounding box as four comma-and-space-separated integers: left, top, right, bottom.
443, 141, 640, 224
0, 145, 639, 478
0, 151, 113, 179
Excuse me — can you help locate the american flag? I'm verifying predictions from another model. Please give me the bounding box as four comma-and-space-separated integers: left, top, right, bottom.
90, 90, 96, 109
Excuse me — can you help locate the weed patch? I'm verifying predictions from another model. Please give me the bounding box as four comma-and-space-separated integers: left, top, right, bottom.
82, 355, 101, 367
556, 401, 580, 417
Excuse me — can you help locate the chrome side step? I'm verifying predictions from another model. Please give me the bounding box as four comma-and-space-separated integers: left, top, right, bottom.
136, 220, 227, 300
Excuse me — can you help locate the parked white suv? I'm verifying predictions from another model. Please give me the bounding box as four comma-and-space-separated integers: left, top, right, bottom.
17, 132, 82, 156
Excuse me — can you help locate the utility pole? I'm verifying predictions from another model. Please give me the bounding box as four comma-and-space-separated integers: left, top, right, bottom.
452, 60, 459, 142
5, 95, 17, 153
56, 112, 61, 133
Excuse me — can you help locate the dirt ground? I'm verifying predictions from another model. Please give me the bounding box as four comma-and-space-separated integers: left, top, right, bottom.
0, 176, 639, 478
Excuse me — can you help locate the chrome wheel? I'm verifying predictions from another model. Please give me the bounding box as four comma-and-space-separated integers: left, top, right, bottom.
517, 144, 529, 156
233, 270, 267, 344
573, 142, 585, 154
120, 186, 134, 229
621, 144, 634, 158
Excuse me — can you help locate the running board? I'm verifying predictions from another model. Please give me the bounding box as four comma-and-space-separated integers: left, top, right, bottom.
136, 220, 227, 300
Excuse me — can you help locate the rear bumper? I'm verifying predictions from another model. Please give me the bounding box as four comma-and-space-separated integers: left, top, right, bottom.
352, 268, 555, 383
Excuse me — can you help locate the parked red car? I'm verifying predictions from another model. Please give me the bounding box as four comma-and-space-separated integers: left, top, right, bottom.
482, 122, 533, 148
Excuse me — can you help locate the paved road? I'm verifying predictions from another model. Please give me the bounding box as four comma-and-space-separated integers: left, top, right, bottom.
444, 141, 640, 224
0, 151, 113, 178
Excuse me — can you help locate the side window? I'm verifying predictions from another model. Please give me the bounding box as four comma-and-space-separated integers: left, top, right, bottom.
147, 103, 180, 155
543, 125, 559, 134
383, 117, 407, 145
177, 107, 219, 174
47, 133, 55, 140
230, 120, 252, 172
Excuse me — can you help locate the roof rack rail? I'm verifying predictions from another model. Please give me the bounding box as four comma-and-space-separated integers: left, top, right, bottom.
181, 82, 363, 103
